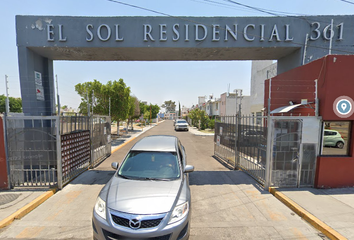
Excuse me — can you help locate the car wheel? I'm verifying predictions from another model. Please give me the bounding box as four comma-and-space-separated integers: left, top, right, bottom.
336, 141, 344, 149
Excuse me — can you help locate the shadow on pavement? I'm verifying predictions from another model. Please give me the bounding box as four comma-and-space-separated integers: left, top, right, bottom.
212, 155, 234, 170
69, 169, 116, 185
189, 170, 267, 193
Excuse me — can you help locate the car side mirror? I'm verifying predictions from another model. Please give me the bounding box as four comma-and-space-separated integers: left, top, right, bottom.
184, 165, 194, 173
111, 162, 119, 170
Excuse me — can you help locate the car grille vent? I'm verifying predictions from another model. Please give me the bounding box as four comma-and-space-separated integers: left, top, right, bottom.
103, 229, 171, 240
111, 215, 130, 227
111, 214, 163, 229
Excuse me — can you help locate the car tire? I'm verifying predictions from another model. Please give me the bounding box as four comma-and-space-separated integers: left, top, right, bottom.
336, 141, 344, 149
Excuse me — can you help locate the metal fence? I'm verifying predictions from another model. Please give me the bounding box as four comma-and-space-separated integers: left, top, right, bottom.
60, 116, 90, 135
5, 114, 111, 189
91, 116, 111, 167
214, 115, 267, 185
214, 115, 320, 188
6, 116, 60, 188
267, 117, 319, 188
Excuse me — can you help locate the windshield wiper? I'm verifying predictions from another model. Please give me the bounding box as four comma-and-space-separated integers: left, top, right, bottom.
119, 174, 133, 179
143, 177, 171, 181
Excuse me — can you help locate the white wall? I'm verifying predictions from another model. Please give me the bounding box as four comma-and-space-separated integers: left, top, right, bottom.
250, 61, 277, 113
224, 94, 250, 116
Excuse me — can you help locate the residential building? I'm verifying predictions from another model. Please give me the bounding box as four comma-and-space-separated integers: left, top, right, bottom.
205, 98, 220, 117
219, 91, 251, 116
181, 106, 189, 117
250, 60, 277, 116
165, 111, 176, 120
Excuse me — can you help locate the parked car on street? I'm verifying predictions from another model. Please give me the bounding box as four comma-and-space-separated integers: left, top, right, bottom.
175, 119, 189, 131
92, 135, 194, 240
323, 129, 345, 149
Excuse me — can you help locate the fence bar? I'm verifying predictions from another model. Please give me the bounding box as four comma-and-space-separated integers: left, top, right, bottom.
56, 116, 63, 189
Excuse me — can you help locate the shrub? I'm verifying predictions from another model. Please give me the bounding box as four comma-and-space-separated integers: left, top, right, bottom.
209, 119, 215, 129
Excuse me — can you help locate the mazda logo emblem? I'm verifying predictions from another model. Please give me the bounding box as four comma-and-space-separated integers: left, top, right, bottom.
129, 219, 141, 229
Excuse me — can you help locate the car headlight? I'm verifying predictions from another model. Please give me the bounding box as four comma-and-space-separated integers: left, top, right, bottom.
168, 202, 189, 224
94, 196, 106, 220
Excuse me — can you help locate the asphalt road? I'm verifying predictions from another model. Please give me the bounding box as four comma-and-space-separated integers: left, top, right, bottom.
0, 120, 326, 240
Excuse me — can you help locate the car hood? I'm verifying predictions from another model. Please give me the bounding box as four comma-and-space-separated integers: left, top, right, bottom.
106, 176, 182, 215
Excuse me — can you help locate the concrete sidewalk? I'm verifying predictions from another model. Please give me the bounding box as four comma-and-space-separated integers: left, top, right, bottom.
188, 126, 214, 136
270, 187, 354, 240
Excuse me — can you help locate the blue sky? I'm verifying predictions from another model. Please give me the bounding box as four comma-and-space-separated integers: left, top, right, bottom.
1, 0, 354, 110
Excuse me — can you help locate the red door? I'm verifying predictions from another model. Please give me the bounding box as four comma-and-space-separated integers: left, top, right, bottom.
0, 116, 9, 189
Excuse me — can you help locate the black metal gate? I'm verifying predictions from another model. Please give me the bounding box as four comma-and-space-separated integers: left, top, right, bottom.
5, 114, 111, 189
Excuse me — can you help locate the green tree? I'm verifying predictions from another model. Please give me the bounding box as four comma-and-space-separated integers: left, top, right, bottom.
75, 79, 131, 134
143, 110, 151, 124
161, 100, 176, 112
188, 108, 209, 130
139, 102, 160, 122
0, 95, 22, 113
127, 96, 140, 129
150, 104, 160, 120
139, 101, 147, 115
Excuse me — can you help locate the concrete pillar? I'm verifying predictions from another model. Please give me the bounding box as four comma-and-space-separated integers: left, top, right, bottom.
18, 47, 55, 116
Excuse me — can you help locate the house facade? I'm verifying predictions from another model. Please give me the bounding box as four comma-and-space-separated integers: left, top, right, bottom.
219, 92, 251, 116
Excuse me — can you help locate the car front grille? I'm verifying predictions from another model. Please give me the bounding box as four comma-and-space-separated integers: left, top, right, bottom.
102, 229, 171, 240
111, 214, 164, 229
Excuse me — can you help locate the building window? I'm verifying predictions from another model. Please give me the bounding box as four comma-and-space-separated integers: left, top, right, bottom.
216, 103, 219, 110
321, 121, 351, 156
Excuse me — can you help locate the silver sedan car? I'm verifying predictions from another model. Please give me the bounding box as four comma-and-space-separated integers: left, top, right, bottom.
92, 135, 194, 240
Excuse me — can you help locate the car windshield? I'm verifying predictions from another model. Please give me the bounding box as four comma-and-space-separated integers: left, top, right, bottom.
118, 151, 181, 180
176, 120, 187, 124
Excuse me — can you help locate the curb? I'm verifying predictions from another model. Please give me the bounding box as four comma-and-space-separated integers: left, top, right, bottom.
112, 135, 137, 154
269, 187, 347, 240
0, 188, 57, 229
111, 122, 161, 154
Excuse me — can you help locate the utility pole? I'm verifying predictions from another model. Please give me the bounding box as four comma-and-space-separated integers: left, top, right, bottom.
234, 90, 239, 170
150, 104, 152, 123
5, 75, 9, 114
56, 75, 60, 116
92, 90, 94, 116
87, 91, 90, 116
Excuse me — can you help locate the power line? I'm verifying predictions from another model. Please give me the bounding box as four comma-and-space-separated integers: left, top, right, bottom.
223, 0, 281, 16
106, 0, 354, 55
106, 0, 172, 17
338, 0, 354, 5
191, 0, 256, 13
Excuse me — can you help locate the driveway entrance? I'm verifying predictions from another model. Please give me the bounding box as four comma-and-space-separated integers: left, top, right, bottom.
0, 120, 325, 239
